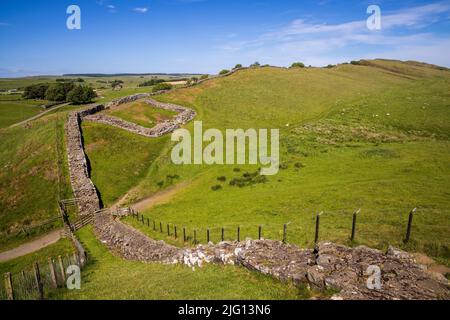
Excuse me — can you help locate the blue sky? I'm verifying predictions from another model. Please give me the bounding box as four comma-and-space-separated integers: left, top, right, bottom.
0, 0, 449, 77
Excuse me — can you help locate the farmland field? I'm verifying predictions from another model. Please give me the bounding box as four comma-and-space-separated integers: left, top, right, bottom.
0, 60, 449, 300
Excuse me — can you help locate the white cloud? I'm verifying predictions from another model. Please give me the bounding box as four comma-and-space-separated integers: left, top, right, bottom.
217, 2, 450, 67
133, 7, 149, 13
107, 5, 115, 9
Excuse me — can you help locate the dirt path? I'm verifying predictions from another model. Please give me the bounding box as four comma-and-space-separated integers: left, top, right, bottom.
113, 181, 190, 213
0, 229, 63, 262
9, 103, 70, 128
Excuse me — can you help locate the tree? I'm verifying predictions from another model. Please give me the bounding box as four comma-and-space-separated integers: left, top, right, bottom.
152, 83, 173, 93
290, 62, 305, 68
66, 85, 96, 104
200, 74, 209, 80
234, 64, 243, 70
219, 69, 230, 75
138, 79, 165, 87
22, 84, 49, 100
110, 79, 124, 90
191, 77, 199, 83
45, 82, 75, 101
250, 62, 261, 68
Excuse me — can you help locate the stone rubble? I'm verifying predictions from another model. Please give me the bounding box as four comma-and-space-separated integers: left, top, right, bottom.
92, 209, 449, 300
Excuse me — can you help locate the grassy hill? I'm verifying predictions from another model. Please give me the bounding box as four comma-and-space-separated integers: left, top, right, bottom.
114, 60, 450, 264
0, 59, 449, 299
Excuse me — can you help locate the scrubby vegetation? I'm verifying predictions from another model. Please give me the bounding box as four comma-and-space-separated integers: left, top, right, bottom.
138, 79, 165, 87
152, 83, 173, 93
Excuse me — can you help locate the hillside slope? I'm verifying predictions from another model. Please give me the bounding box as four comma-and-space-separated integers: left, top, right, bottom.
120, 60, 450, 264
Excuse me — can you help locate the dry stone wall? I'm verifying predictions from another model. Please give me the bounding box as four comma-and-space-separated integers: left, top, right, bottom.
66, 105, 104, 216
93, 209, 449, 300
85, 96, 196, 138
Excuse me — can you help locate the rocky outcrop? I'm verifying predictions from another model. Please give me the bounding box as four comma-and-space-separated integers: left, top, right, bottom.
66, 105, 104, 216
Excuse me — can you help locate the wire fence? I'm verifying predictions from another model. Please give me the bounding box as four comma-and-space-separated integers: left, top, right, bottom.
125, 207, 450, 253
0, 252, 85, 300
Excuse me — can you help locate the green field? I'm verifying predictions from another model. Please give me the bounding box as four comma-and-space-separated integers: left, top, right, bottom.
0, 99, 49, 128
0, 112, 72, 250
0, 238, 74, 275
0, 60, 449, 299
114, 61, 450, 265
105, 100, 177, 128
81, 121, 169, 206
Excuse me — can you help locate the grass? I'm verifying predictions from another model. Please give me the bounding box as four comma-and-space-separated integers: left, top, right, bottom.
1, 60, 449, 299
50, 226, 306, 300
120, 60, 450, 265
105, 100, 177, 128
0, 113, 73, 250
81, 121, 169, 206
0, 238, 74, 275
0, 100, 48, 128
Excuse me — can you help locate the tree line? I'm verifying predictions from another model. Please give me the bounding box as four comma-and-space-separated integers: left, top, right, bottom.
23, 82, 96, 104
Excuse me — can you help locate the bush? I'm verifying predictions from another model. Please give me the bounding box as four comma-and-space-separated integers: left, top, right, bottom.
22, 84, 49, 100
219, 69, 230, 75
250, 62, 261, 68
290, 62, 305, 68
110, 80, 124, 89
350, 60, 362, 66
325, 64, 335, 69
234, 64, 243, 70
217, 176, 227, 182
152, 83, 173, 93
211, 185, 222, 191
138, 79, 165, 87
200, 74, 209, 80
229, 171, 267, 188
66, 85, 96, 104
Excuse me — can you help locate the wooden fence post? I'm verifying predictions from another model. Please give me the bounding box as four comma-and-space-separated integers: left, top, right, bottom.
404, 208, 417, 243
4, 272, 14, 300
33, 262, 44, 300
315, 213, 322, 245
258, 225, 262, 240
207, 229, 210, 243
58, 255, 66, 283
141, 215, 145, 224
237, 226, 240, 242
194, 229, 197, 244
350, 209, 360, 242
147, 218, 150, 227
73, 252, 79, 266
48, 257, 58, 288
221, 227, 225, 242
153, 220, 156, 231
283, 224, 287, 243
183, 227, 186, 242
167, 224, 170, 236
174, 226, 178, 239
